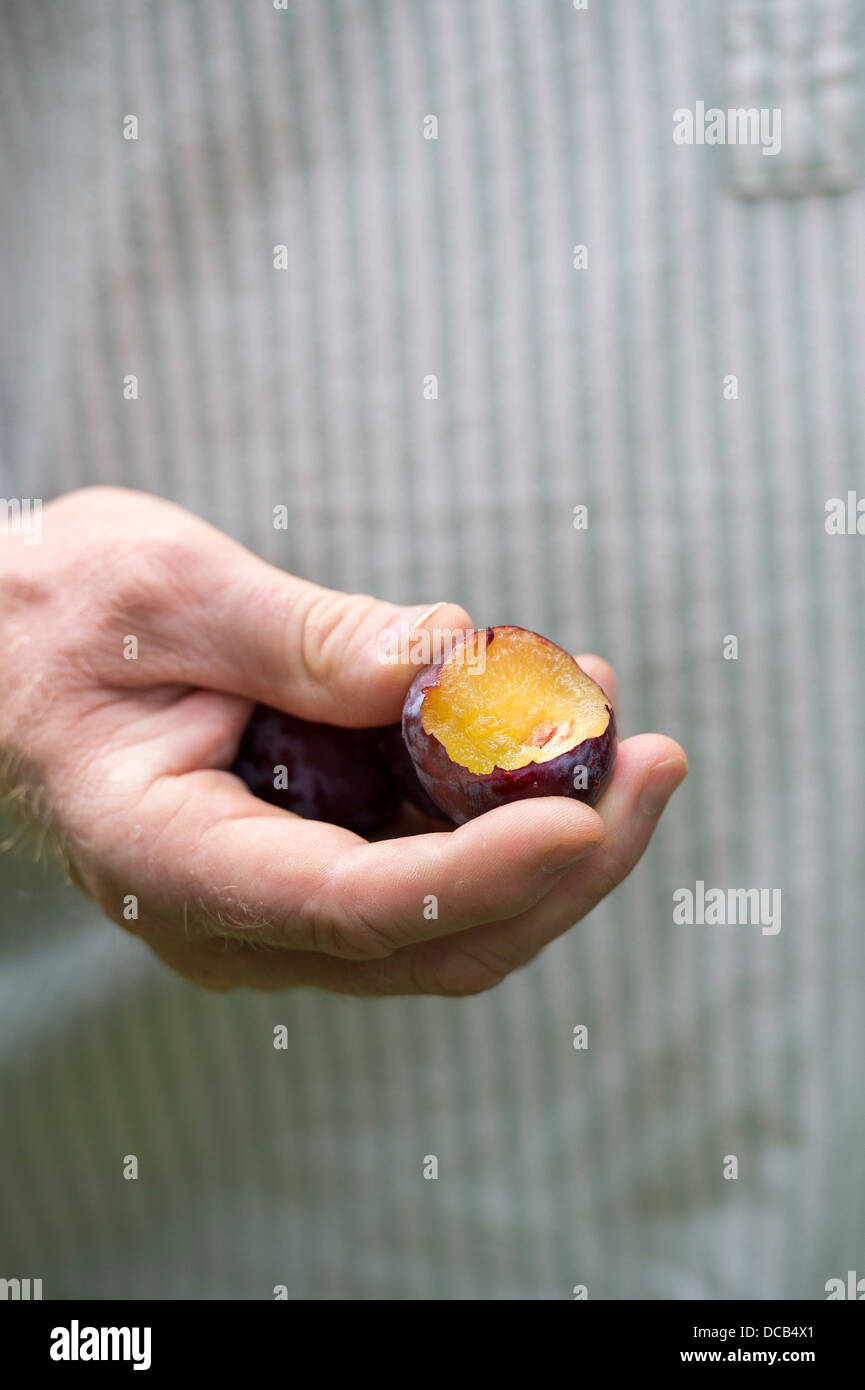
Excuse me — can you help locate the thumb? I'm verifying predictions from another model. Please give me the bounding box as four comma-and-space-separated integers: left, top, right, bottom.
258, 583, 475, 725
144, 538, 473, 724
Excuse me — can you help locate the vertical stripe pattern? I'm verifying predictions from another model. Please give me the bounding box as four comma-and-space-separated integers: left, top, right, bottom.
1, 0, 864, 1299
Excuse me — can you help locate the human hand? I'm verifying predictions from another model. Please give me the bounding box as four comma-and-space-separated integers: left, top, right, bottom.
0, 486, 687, 995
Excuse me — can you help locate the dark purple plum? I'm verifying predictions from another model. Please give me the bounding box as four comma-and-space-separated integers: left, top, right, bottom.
232, 705, 400, 836
375, 722, 454, 823
401, 626, 617, 826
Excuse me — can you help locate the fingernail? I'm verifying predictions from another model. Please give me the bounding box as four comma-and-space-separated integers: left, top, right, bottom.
376, 603, 452, 666
406, 601, 450, 632
542, 841, 602, 874
640, 757, 688, 816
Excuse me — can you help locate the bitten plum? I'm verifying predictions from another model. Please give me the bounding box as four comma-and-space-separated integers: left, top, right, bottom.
375, 722, 454, 823
232, 705, 400, 836
401, 626, 617, 825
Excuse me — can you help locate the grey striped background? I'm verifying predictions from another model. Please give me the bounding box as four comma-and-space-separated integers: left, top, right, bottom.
1, 0, 864, 1298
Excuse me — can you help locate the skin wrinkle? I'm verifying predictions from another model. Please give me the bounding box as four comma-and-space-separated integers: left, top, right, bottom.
309, 838, 414, 956
300, 861, 395, 960
241, 571, 303, 692
408, 940, 497, 999
297, 585, 358, 694
431, 941, 513, 995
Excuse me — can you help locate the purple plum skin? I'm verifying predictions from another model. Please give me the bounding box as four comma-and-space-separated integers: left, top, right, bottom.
232, 705, 400, 836
375, 722, 454, 823
401, 665, 617, 827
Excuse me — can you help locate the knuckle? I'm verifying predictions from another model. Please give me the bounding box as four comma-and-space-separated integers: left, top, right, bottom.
70, 533, 206, 683
299, 588, 377, 686
587, 851, 633, 905
413, 943, 512, 998
307, 893, 399, 962
298, 590, 347, 683
107, 532, 197, 618
335, 911, 401, 960
306, 855, 404, 960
